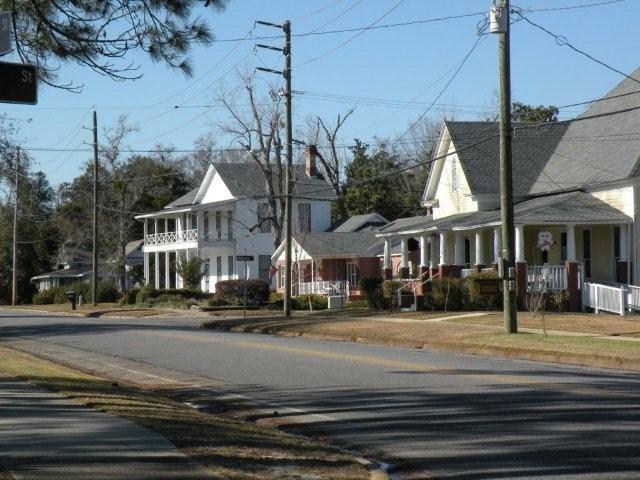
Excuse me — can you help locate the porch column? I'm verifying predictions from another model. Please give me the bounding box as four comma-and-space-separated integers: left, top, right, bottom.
400, 237, 410, 279
493, 226, 501, 266
566, 224, 576, 262
175, 250, 180, 288
429, 235, 438, 277
419, 235, 428, 267
165, 218, 169, 233
165, 251, 171, 290
439, 232, 448, 265
154, 218, 159, 235
143, 219, 148, 242
154, 251, 160, 289
196, 210, 204, 241
515, 225, 525, 263
383, 238, 392, 280
475, 229, 485, 272
454, 231, 465, 266
143, 252, 149, 285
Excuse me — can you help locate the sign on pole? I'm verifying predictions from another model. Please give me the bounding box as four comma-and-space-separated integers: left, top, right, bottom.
0, 61, 38, 104
0, 12, 11, 55
236, 255, 254, 262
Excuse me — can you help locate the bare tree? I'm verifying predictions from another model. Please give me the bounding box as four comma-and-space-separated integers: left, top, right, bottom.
525, 289, 548, 338
217, 74, 286, 249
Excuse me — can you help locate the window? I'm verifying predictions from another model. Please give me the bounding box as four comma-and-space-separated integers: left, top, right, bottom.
582, 229, 591, 278
259, 255, 271, 281
346, 262, 359, 286
464, 237, 471, 269
298, 203, 311, 232
215, 211, 222, 240
561, 232, 567, 263
204, 259, 210, 291
614, 226, 621, 262
451, 158, 459, 192
257, 203, 272, 233
216, 256, 222, 279
227, 255, 234, 278
203, 213, 209, 241
227, 211, 233, 240
279, 265, 285, 288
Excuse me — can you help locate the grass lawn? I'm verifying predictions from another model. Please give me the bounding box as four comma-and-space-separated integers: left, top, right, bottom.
0, 346, 371, 480
1, 303, 166, 318
203, 310, 640, 371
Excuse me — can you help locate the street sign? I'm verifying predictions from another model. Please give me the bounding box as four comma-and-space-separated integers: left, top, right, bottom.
236, 255, 254, 262
0, 12, 11, 55
0, 61, 37, 105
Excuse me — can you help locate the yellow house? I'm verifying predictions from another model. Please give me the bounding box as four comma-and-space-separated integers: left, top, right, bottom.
376, 68, 640, 312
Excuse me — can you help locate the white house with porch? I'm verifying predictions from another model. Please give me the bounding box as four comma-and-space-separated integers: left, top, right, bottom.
376, 68, 640, 313
135, 152, 335, 292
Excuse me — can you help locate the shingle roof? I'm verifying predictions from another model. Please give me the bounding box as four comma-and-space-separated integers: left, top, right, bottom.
213, 163, 336, 200
530, 67, 640, 194
379, 191, 632, 236
294, 231, 383, 257
376, 215, 435, 234
445, 121, 569, 196
165, 188, 198, 208
331, 213, 389, 232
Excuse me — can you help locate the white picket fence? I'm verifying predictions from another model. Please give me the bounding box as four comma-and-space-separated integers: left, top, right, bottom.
527, 265, 567, 292
298, 281, 349, 296
582, 282, 640, 316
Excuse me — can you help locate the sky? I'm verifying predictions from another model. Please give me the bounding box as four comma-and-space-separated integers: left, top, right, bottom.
2, 0, 639, 187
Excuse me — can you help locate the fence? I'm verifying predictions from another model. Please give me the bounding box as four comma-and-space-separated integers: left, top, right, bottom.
527, 265, 567, 292
145, 229, 198, 246
582, 282, 626, 316
298, 281, 349, 296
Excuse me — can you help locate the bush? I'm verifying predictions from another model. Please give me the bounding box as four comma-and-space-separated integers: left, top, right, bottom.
96, 281, 119, 303
382, 280, 404, 299
33, 289, 56, 305
359, 277, 384, 310
136, 284, 156, 304
122, 288, 140, 305
346, 299, 369, 309
466, 272, 502, 311
215, 279, 270, 305
425, 277, 468, 311
176, 257, 206, 290
205, 297, 228, 308
292, 295, 328, 310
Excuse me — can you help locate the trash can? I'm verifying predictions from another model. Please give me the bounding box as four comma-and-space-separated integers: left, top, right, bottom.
65, 291, 77, 310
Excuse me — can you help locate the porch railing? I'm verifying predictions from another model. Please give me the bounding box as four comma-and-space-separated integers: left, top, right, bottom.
462, 267, 495, 279
527, 265, 567, 292
145, 229, 198, 246
582, 282, 626, 316
298, 281, 349, 296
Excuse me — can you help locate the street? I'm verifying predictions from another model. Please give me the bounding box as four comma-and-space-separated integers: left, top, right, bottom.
1, 310, 640, 479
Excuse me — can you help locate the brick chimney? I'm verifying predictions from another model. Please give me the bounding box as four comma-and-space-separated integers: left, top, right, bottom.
305, 144, 318, 177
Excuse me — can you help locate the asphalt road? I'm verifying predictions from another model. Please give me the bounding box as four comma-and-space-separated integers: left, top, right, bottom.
1, 310, 640, 479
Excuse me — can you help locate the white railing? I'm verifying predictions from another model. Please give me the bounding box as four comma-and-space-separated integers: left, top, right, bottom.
298, 281, 349, 296
145, 229, 198, 246
627, 285, 640, 310
527, 265, 567, 292
583, 282, 626, 316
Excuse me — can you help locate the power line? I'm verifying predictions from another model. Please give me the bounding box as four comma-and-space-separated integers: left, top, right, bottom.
515, 0, 626, 13
517, 13, 640, 86
296, 0, 407, 67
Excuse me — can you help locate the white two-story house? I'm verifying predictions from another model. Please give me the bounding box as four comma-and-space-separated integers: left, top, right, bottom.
136, 149, 335, 292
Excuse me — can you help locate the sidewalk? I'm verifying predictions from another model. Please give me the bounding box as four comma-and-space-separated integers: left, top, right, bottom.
0, 375, 211, 480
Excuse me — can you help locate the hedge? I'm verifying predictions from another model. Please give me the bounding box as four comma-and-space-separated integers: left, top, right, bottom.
215, 279, 270, 305
359, 277, 384, 310
31, 280, 119, 305
425, 277, 468, 311
466, 271, 502, 311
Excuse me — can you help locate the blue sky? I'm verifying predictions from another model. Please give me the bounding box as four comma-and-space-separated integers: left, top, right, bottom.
2, 0, 638, 187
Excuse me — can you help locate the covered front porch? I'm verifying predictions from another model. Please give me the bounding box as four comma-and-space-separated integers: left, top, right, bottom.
375, 191, 634, 311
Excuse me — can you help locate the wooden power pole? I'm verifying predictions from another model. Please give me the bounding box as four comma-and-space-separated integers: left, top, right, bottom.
92, 111, 99, 306
255, 19, 293, 317
11, 147, 19, 306
492, 0, 518, 333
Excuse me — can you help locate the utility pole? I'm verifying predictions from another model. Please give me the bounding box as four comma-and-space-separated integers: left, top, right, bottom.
92, 110, 99, 306
491, 0, 517, 333
11, 147, 19, 306
255, 19, 293, 317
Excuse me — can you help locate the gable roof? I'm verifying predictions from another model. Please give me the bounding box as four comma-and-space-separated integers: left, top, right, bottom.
444, 121, 569, 197
331, 213, 389, 232
530, 67, 640, 194
165, 163, 335, 210
292, 231, 383, 257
